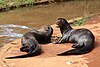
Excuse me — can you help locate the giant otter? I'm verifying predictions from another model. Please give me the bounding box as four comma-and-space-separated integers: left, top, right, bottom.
6, 25, 53, 59
54, 18, 95, 55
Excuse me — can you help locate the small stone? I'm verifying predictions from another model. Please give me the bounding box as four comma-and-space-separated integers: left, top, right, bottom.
66, 61, 74, 65
3, 65, 6, 67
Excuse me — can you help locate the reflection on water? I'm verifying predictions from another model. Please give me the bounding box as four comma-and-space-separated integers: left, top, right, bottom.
0, 0, 100, 47
0, 24, 31, 47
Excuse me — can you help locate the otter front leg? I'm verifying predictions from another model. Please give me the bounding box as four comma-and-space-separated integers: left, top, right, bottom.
28, 45, 35, 54
27, 39, 37, 54
54, 35, 69, 44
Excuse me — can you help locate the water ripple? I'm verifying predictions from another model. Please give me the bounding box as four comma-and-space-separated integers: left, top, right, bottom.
0, 24, 29, 29
0, 24, 32, 46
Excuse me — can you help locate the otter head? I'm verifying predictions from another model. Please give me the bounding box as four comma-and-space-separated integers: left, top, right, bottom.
43, 25, 51, 31
39, 25, 50, 31
56, 18, 69, 28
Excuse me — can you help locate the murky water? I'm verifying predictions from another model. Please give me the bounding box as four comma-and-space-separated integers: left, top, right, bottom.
0, 0, 100, 47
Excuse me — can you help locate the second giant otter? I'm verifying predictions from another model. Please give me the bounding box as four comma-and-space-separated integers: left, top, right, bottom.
6, 25, 53, 59
54, 18, 95, 55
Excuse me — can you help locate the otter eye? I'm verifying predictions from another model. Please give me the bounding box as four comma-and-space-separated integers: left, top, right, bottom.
57, 20, 61, 24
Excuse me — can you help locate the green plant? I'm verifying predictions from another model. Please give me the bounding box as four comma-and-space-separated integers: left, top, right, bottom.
72, 18, 88, 26
0, 0, 36, 9
24, 0, 35, 6
0, 0, 7, 8
0, 0, 10, 10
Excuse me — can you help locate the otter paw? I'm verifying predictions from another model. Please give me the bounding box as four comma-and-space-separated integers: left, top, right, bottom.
52, 41, 60, 44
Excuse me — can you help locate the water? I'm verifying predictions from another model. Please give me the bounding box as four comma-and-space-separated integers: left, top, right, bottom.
0, 24, 31, 47
0, 0, 100, 47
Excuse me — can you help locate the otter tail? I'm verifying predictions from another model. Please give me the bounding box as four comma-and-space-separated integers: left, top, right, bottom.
57, 45, 93, 56
5, 49, 41, 59
5, 39, 41, 59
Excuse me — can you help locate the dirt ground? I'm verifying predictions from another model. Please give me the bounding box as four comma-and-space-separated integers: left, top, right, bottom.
0, 15, 100, 67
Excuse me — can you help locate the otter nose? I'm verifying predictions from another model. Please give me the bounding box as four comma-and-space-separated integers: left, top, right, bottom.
56, 19, 61, 25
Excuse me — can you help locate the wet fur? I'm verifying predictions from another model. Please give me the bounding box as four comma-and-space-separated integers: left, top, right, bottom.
55, 18, 95, 55
5, 25, 53, 59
